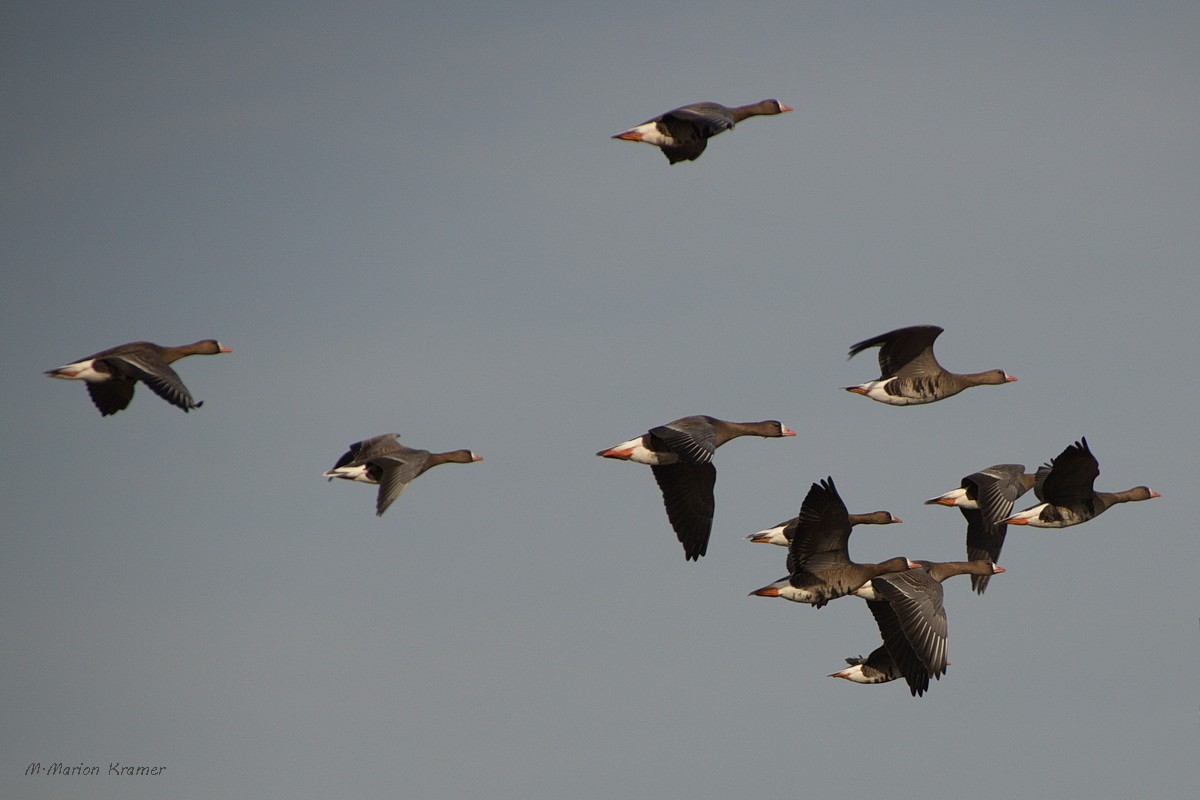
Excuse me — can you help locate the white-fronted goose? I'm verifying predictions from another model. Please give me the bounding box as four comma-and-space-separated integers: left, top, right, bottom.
45, 339, 231, 415
852, 560, 1003, 696
612, 100, 793, 164
746, 510, 901, 546
926, 464, 1039, 593
325, 433, 482, 517
597, 416, 796, 560
1002, 437, 1159, 528
749, 477, 914, 607
845, 325, 1015, 406
852, 559, 1006, 600
855, 566, 946, 697
828, 646, 906, 685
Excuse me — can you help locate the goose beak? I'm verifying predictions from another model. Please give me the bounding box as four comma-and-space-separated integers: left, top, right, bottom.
779, 104, 795, 113
1150, 490, 1161, 498
1004, 373, 1017, 382
781, 426, 797, 437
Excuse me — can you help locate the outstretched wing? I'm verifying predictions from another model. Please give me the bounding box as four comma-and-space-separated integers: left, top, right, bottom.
788, 477, 853, 574
848, 325, 944, 379
1040, 438, 1099, 504
867, 567, 947, 696
104, 352, 198, 411
651, 462, 717, 561
648, 418, 717, 467
372, 448, 429, 516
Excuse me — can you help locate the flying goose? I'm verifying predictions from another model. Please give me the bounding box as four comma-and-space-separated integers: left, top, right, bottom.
597, 416, 795, 560
845, 325, 1015, 406
612, 99, 793, 164
45, 339, 231, 415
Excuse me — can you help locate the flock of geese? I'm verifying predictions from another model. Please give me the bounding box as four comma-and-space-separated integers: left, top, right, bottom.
594, 324, 1158, 695
44, 322, 1160, 697
42, 101, 1160, 698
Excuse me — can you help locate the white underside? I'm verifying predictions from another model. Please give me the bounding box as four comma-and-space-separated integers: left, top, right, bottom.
775, 585, 817, 603
852, 583, 882, 601
925, 488, 976, 509
745, 525, 788, 546
622, 122, 673, 147
598, 437, 679, 466
324, 465, 378, 484
850, 378, 925, 406
830, 664, 870, 683
48, 359, 108, 382
1005, 503, 1074, 527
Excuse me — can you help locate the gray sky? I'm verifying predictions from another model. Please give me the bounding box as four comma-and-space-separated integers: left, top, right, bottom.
2, 2, 1197, 798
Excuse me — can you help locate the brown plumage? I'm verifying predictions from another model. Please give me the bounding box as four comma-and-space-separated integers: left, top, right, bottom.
612, 100, 794, 164
1003, 438, 1159, 527
597, 416, 796, 560
748, 477, 913, 607
925, 464, 1039, 593
854, 560, 1003, 696
45, 339, 231, 415
845, 325, 1015, 406
324, 433, 482, 517
747, 509, 901, 546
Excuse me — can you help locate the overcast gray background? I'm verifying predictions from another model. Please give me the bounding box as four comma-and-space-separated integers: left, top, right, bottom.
2, 2, 1197, 798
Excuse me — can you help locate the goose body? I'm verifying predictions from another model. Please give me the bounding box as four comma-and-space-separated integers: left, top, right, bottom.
325, 433, 482, 517
748, 477, 914, 607
597, 416, 795, 560
45, 339, 231, 415
844, 325, 1015, 406
852, 561, 1003, 696
852, 560, 1005, 601
746, 510, 901, 546
612, 99, 793, 164
828, 646, 905, 685
1002, 438, 1159, 528
926, 464, 1039, 593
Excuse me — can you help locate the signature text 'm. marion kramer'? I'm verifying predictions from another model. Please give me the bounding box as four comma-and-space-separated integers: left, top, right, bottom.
25, 762, 165, 776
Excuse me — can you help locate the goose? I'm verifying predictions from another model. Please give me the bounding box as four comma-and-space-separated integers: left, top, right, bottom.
45, 339, 231, 415
749, 477, 914, 607
746, 510, 901, 546
851, 560, 1005, 601
597, 416, 795, 560
845, 325, 1015, 406
852, 560, 1003, 696
1002, 438, 1158, 527
925, 464, 1039, 593
325, 433, 482, 517
612, 100, 793, 164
